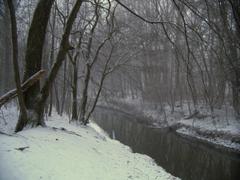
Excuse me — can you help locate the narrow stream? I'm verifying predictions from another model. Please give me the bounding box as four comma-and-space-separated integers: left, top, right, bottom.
93, 107, 240, 180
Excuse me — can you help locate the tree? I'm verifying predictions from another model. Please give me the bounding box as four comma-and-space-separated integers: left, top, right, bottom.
14, 0, 54, 131
6, 0, 28, 129
15, 0, 83, 131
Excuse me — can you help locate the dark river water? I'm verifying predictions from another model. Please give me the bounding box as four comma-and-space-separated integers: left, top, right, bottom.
93, 106, 240, 180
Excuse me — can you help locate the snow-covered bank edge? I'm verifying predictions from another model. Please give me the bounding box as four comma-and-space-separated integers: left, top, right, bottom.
98, 99, 240, 154
169, 122, 240, 154
0, 106, 179, 180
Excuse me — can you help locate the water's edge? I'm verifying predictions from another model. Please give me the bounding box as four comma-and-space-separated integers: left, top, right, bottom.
93, 106, 240, 180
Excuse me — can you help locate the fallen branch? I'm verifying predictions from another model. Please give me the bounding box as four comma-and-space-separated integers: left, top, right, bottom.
0, 70, 46, 108
0, 131, 13, 136
15, 146, 29, 151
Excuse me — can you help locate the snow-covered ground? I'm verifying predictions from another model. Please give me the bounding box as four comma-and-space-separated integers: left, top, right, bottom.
153, 104, 240, 152
102, 98, 240, 152
0, 105, 179, 180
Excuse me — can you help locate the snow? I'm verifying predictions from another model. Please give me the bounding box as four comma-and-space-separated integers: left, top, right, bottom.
0, 104, 19, 133
168, 105, 240, 152
176, 126, 240, 151
0, 105, 179, 180
101, 98, 240, 152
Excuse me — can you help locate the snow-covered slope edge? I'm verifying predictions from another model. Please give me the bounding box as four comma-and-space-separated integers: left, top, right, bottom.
0, 107, 179, 180
100, 99, 240, 153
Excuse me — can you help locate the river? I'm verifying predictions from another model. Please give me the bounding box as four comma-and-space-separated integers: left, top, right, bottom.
93, 106, 240, 180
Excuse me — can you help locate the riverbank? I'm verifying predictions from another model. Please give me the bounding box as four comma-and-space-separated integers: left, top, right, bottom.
93, 106, 240, 180
155, 106, 240, 154
170, 119, 240, 153
99, 99, 240, 153
0, 105, 178, 180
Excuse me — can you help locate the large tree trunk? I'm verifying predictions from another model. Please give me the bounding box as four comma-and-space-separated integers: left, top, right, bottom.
16, 0, 54, 131
2, 0, 13, 94
14, 0, 55, 131
22, 0, 55, 108
16, 0, 83, 131
7, 0, 29, 132
36, 0, 83, 126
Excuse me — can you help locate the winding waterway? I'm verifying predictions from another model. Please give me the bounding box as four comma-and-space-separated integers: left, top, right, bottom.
93, 106, 240, 180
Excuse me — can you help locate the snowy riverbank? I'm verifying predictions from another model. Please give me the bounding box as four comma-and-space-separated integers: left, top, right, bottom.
170, 117, 240, 153
100, 98, 240, 153
154, 105, 240, 153
0, 106, 178, 180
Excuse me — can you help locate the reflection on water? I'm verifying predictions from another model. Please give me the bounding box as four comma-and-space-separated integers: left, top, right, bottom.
93, 107, 240, 180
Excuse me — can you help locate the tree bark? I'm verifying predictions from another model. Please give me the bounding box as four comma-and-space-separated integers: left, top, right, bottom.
71, 61, 78, 121
0, 70, 46, 108
48, 4, 57, 117
79, 64, 90, 123
54, 82, 60, 114
2, 0, 13, 94
15, 0, 54, 131
16, 0, 83, 131
6, 0, 29, 132
60, 60, 67, 115
219, 0, 240, 118
22, 0, 55, 109
37, 0, 83, 125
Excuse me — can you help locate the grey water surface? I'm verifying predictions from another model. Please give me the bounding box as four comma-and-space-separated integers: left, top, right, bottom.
93, 106, 240, 180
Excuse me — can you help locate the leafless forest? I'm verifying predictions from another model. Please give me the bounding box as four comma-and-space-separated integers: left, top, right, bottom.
0, 0, 239, 131
0, 1, 240, 179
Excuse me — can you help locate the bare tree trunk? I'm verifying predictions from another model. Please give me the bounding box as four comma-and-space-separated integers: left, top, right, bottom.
38, 0, 83, 125
6, 0, 28, 132
22, 0, 55, 108
186, 60, 198, 110
79, 64, 90, 123
219, 0, 240, 118
169, 52, 175, 113
232, 81, 240, 118
78, 2, 110, 123
48, 4, 56, 117
0, 70, 45, 108
2, 0, 13, 94
16, 0, 83, 131
230, 0, 240, 119
54, 82, 60, 114
60, 60, 67, 115
48, 90, 53, 116
215, 41, 226, 109
68, 50, 79, 121
85, 73, 105, 124
230, 45, 240, 118
229, 0, 240, 42
71, 62, 78, 121
85, 44, 115, 124
16, 0, 55, 131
